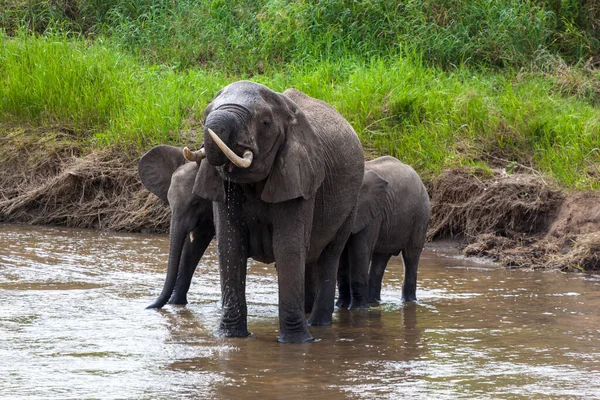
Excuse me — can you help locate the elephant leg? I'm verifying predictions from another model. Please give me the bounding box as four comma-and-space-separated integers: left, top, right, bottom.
368, 253, 392, 304
401, 247, 422, 302
347, 229, 374, 310
335, 245, 351, 309
307, 244, 339, 326
305, 262, 317, 315
275, 247, 311, 343
214, 195, 250, 338
308, 213, 353, 326
169, 227, 214, 305
273, 199, 314, 343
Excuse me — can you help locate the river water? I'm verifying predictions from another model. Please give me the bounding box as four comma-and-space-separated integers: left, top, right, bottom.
1, 224, 599, 399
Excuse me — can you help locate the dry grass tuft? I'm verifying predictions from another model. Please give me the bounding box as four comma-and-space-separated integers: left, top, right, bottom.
551, 232, 600, 271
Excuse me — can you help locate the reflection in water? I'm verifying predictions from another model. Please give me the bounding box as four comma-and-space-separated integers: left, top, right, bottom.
1, 225, 600, 399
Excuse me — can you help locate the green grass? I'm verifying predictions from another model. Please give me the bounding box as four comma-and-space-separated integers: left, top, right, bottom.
0, 32, 229, 145
2, 0, 599, 72
1, 33, 598, 189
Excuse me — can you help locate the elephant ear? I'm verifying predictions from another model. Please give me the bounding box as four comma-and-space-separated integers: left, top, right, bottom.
193, 159, 226, 202
138, 145, 186, 203
352, 170, 389, 234
261, 95, 325, 203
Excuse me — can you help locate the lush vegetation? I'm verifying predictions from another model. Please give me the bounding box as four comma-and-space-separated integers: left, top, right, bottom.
1, 1, 599, 188
3, 0, 599, 72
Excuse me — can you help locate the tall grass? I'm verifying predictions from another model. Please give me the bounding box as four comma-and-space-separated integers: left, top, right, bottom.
0, 32, 132, 130
1, 33, 598, 188
0, 32, 229, 145
2, 0, 598, 72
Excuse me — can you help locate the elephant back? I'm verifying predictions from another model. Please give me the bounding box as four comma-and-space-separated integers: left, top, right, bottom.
284, 88, 365, 260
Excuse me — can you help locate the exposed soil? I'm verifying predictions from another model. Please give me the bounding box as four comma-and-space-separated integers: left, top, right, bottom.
428, 168, 600, 271
1, 129, 598, 271
0, 128, 170, 233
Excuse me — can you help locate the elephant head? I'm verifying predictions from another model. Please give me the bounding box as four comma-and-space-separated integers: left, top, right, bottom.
184, 81, 325, 203
352, 169, 389, 234
139, 145, 214, 309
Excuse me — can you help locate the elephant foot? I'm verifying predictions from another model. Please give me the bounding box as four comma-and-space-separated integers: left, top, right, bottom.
307, 311, 333, 326
349, 299, 369, 310
168, 296, 188, 306
402, 285, 417, 302
215, 325, 251, 338
145, 298, 168, 309
368, 298, 381, 307
278, 330, 314, 344
335, 298, 350, 309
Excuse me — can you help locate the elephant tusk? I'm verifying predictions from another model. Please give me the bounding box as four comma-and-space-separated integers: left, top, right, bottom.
206, 128, 253, 168
183, 147, 206, 162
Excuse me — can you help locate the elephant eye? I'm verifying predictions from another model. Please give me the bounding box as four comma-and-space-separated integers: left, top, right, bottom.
262, 119, 271, 127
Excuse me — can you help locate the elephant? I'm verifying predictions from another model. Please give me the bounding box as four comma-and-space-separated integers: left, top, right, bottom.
335, 156, 430, 309
183, 81, 364, 343
138, 145, 215, 309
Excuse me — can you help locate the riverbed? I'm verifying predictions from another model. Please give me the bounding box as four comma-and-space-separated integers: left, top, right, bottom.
1, 224, 599, 399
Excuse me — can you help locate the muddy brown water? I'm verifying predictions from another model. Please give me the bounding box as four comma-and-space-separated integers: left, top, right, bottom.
1, 224, 600, 399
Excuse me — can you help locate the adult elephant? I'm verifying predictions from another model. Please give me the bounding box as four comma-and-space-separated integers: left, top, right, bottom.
336, 156, 430, 309
184, 81, 364, 343
138, 145, 215, 309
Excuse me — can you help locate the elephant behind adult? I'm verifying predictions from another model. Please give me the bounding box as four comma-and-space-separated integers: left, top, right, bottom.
138, 145, 215, 309
336, 156, 430, 309
185, 81, 364, 343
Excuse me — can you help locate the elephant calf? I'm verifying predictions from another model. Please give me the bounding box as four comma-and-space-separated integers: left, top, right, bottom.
336, 156, 430, 309
138, 145, 215, 309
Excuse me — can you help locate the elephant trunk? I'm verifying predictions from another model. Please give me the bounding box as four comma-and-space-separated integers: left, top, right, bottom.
203, 108, 254, 168
146, 217, 187, 309
204, 110, 234, 167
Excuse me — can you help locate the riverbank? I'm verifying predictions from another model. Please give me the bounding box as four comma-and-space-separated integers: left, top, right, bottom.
428, 168, 600, 271
1, 128, 597, 272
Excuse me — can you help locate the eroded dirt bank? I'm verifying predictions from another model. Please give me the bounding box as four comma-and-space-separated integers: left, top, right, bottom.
428, 169, 600, 271
0, 129, 170, 233
1, 130, 598, 271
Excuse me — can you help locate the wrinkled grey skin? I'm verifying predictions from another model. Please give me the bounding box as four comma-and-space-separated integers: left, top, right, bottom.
194, 81, 364, 343
139, 145, 215, 309
335, 156, 430, 309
